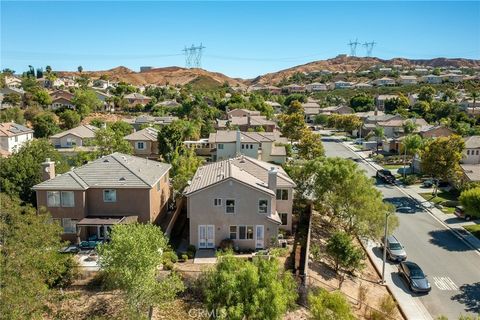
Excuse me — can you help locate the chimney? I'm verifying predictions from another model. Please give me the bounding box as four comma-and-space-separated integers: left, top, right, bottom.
235, 129, 241, 156
268, 167, 277, 192
41, 158, 55, 181
247, 115, 251, 126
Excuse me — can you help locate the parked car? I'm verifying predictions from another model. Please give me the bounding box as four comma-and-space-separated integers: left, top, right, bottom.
422, 178, 450, 188
382, 235, 407, 261
376, 169, 396, 184
398, 261, 431, 293
454, 205, 473, 221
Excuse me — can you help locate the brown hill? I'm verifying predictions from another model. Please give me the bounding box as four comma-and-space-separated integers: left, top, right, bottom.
251, 56, 480, 85
57, 66, 246, 88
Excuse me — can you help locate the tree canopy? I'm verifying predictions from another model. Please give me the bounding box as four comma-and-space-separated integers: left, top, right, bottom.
308, 288, 355, 320
32, 112, 61, 138
459, 187, 480, 219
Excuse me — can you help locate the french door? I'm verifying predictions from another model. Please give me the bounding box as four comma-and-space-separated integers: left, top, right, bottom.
199, 225, 215, 249
255, 225, 264, 249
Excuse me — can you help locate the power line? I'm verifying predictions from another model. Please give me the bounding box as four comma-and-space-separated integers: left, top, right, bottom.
182, 43, 205, 68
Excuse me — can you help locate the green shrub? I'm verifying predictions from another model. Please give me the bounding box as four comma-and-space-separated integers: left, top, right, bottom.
162, 251, 178, 264
373, 154, 384, 162
181, 254, 189, 262
163, 261, 174, 270
403, 175, 417, 185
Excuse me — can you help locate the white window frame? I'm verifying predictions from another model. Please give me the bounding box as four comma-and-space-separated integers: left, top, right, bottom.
246, 226, 254, 239
229, 225, 237, 240
218, 143, 224, 150
214, 198, 222, 207
62, 218, 77, 234
103, 189, 117, 202
258, 199, 268, 214
47, 191, 61, 207
239, 225, 246, 239
225, 199, 235, 214
276, 189, 289, 200
60, 191, 75, 207
136, 141, 146, 150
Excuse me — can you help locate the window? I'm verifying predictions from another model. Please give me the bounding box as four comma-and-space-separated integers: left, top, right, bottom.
14, 136, 18, 142
61, 191, 75, 207
47, 191, 60, 207
258, 199, 268, 214
276, 189, 288, 200
229, 226, 237, 240
226, 199, 235, 213
467, 150, 470, 155
477, 150, 479, 155
218, 144, 224, 149
241, 144, 245, 149
103, 189, 117, 202
246, 226, 254, 239
62, 218, 77, 234
137, 142, 145, 150
214, 198, 222, 206
279, 213, 288, 226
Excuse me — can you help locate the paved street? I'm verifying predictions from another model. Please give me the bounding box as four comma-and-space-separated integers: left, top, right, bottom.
322, 137, 480, 319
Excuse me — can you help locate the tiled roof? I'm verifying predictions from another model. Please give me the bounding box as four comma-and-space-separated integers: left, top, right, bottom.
464, 136, 480, 149
184, 155, 295, 195
209, 131, 275, 144
124, 93, 151, 100
50, 125, 98, 139
33, 152, 171, 190
124, 127, 159, 141
0, 122, 33, 137
461, 164, 480, 182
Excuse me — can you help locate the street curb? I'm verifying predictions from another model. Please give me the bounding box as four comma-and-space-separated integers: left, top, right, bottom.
341, 139, 480, 255
358, 238, 410, 320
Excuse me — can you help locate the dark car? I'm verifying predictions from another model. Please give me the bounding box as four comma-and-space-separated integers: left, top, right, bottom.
376, 169, 396, 184
454, 206, 473, 221
398, 261, 431, 293
381, 235, 407, 262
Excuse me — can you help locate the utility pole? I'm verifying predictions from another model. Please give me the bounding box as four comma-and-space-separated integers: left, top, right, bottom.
182, 43, 206, 68
381, 211, 391, 284
348, 38, 360, 57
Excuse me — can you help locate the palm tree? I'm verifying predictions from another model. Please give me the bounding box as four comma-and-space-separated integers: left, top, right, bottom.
366, 126, 385, 154
469, 91, 479, 116
401, 134, 423, 178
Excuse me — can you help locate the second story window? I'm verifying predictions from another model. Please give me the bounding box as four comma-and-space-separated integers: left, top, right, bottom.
103, 189, 117, 202
258, 199, 268, 214
137, 142, 145, 150
61, 191, 75, 207
218, 144, 224, 150
226, 199, 235, 214
276, 189, 289, 200
47, 191, 60, 207
214, 198, 222, 206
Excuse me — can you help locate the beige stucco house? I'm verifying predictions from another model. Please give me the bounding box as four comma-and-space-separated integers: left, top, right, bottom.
124, 127, 159, 157
50, 125, 98, 148
184, 156, 295, 250
32, 153, 171, 243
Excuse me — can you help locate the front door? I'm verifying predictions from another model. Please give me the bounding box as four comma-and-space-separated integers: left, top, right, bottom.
255, 225, 264, 249
199, 225, 215, 249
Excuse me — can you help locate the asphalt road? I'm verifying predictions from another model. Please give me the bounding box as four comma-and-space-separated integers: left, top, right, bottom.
322, 137, 480, 319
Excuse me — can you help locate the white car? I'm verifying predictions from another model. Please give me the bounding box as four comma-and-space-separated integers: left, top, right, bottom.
421, 201, 434, 209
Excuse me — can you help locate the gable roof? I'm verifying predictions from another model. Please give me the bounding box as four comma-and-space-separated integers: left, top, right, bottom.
208, 130, 276, 144
0, 122, 33, 137
464, 136, 480, 149
124, 93, 151, 100
124, 127, 159, 142
33, 152, 171, 190
50, 125, 98, 139
184, 155, 295, 196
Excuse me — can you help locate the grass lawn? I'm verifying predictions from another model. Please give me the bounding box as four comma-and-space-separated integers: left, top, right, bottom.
419, 191, 459, 214
383, 164, 404, 170
464, 224, 480, 240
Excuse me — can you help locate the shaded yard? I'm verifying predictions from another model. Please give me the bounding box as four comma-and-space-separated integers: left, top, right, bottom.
419, 191, 459, 214
464, 224, 480, 241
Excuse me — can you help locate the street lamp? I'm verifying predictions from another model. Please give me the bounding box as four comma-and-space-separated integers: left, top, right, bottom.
381, 210, 392, 284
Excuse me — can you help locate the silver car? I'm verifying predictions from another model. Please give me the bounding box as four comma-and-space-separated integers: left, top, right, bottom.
382, 235, 407, 262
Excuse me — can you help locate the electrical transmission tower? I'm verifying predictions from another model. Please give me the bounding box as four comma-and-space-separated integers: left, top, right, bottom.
363, 41, 376, 57
348, 39, 360, 57
182, 43, 206, 68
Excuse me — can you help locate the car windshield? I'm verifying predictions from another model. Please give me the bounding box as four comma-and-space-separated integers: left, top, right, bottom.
389, 243, 402, 250
409, 265, 425, 279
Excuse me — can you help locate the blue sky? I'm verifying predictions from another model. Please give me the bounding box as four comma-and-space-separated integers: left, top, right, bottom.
1, 1, 479, 78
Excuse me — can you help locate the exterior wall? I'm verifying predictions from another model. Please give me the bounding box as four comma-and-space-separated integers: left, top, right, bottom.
215, 142, 259, 161
228, 109, 257, 118
86, 188, 151, 222
52, 134, 86, 148
462, 148, 480, 164
149, 173, 170, 223
0, 133, 32, 153
421, 127, 454, 138
128, 140, 159, 156
259, 142, 286, 164
188, 179, 279, 250
275, 188, 293, 231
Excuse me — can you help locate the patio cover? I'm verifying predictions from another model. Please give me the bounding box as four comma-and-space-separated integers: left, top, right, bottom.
77, 215, 138, 226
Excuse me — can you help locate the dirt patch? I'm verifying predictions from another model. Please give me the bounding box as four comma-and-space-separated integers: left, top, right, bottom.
307, 212, 404, 320
81, 112, 134, 125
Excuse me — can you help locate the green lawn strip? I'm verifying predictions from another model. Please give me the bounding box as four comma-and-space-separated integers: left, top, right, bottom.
464, 224, 480, 240
419, 191, 459, 214
383, 164, 404, 170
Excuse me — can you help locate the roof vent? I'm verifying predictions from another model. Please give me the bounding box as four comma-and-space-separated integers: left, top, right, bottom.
119, 177, 126, 181
103, 159, 109, 163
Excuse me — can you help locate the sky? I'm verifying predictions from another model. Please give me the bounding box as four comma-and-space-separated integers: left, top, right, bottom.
1, 1, 479, 79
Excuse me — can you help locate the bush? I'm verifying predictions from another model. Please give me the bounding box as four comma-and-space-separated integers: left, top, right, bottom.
269, 247, 289, 258
219, 238, 234, 251
162, 250, 178, 264
442, 200, 459, 208
403, 175, 417, 185
308, 288, 355, 320
373, 154, 384, 162
181, 254, 189, 262
187, 245, 197, 259
370, 294, 397, 320
163, 261, 174, 271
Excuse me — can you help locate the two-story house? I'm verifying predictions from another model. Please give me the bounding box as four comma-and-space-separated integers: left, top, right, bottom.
184, 156, 296, 250
50, 125, 98, 149
124, 127, 159, 157
208, 130, 288, 164
0, 122, 34, 156
32, 153, 171, 243
372, 77, 396, 86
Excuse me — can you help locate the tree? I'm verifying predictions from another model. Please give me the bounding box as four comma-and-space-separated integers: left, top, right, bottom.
170, 146, 204, 192
280, 112, 306, 142
157, 120, 201, 162
297, 129, 325, 160
384, 95, 409, 114
418, 86, 436, 103
45, 65, 52, 73
0, 106, 24, 124
32, 89, 53, 107
308, 289, 355, 320
366, 126, 385, 154
201, 252, 297, 320
327, 114, 362, 132
77, 65, 83, 73
98, 223, 184, 317
284, 93, 307, 106
403, 119, 419, 135
2, 92, 22, 107
421, 135, 465, 195
32, 112, 60, 138
459, 187, 480, 219
325, 231, 364, 288
109, 120, 133, 136
59, 109, 81, 129
286, 100, 304, 115
0, 194, 76, 319
469, 91, 479, 116
296, 158, 398, 238
72, 89, 102, 118
350, 93, 374, 112
94, 127, 133, 156
0, 139, 69, 203
401, 134, 423, 177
